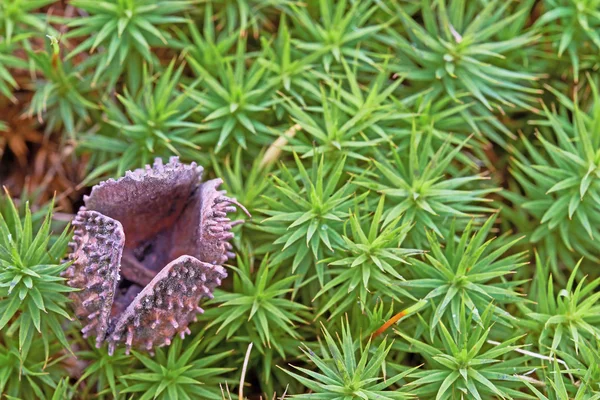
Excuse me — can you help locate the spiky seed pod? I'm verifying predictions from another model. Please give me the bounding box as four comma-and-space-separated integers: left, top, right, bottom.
62, 157, 249, 355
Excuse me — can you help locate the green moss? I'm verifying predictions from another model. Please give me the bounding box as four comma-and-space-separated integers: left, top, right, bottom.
0, 0, 599, 398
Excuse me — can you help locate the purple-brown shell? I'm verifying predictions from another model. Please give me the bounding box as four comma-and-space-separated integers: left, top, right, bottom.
62, 157, 249, 355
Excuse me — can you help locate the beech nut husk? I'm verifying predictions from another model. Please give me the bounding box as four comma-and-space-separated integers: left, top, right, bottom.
62, 157, 249, 355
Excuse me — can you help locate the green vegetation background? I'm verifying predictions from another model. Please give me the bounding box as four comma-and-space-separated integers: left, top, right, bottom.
1, 0, 600, 398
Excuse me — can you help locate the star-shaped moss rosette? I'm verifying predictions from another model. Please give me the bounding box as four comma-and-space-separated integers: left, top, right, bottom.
62, 157, 250, 355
